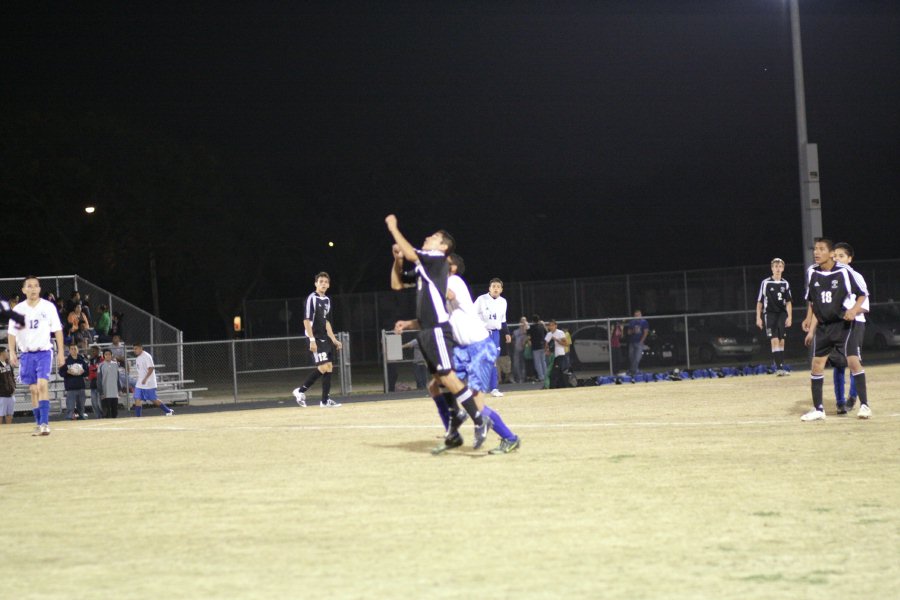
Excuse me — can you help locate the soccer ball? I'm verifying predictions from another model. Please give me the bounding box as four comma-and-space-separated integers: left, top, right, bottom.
68, 363, 84, 376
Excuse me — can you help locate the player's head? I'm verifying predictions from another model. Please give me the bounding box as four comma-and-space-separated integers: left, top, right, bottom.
314, 272, 330, 293
133, 342, 143, 356
813, 238, 834, 265
448, 253, 465, 276
21, 276, 41, 300
422, 230, 455, 255
770, 257, 785, 277
489, 278, 503, 298
68, 343, 79, 357
833, 242, 854, 265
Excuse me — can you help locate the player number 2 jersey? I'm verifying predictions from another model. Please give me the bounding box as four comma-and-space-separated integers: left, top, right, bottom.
757, 278, 792, 314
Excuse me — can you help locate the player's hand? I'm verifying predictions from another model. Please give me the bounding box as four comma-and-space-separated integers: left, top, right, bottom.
801, 318, 811, 332
334, 340, 343, 351
505, 334, 512, 344
394, 320, 415, 334
755, 317, 763, 330
9, 353, 18, 368
385, 214, 398, 231
57, 354, 66, 368
392, 244, 403, 260
843, 308, 859, 321
804, 330, 814, 347
309, 340, 318, 351
785, 316, 792, 328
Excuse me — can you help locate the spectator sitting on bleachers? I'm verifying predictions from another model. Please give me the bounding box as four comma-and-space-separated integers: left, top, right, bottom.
67, 305, 90, 344
109, 311, 124, 339
95, 304, 111, 342
75, 321, 94, 351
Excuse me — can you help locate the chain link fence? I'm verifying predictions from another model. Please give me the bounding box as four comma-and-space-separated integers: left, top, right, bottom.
245, 259, 900, 367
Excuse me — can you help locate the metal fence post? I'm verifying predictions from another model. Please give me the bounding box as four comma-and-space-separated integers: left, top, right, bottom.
684, 314, 691, 370
381, 329, 389, 393
231, 339, 238, 403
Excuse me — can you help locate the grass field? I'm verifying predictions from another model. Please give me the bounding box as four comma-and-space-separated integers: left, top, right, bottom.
3, 364, 899, 599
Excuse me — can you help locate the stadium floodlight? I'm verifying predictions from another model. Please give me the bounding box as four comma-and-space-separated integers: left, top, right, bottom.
789, 0, 823, 267
84, 206, 96, 214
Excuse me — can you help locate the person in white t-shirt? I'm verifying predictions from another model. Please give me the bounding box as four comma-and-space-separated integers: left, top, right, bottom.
544, 319, 571, 389
7, 276, 65, 436
132, 343, 174, 417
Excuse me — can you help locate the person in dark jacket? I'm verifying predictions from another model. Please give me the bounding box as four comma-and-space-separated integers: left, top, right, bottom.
59, 344, 88, 420
0, 346, 17, 424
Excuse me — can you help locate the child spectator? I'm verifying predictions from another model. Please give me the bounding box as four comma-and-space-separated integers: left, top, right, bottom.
59, 343, 89, 420
97, 349, 120, 418
87, 345, 103, 418
0, 347, 16, 425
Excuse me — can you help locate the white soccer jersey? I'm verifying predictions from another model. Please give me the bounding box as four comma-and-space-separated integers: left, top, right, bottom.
134, 352, 158, 389
474, 293, 507, 331
447, 275, 490, 346
9, 299, 63, 352
846, 265, 870, 322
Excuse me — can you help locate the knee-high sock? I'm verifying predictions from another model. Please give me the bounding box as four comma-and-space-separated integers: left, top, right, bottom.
482, 405, 516, 441
321, 372, 332, 401
811, 375, 824, 411
300, 370, 322, 392
32, 407, 40, 425
833, 368, 845, 404
772, 349, 784, 370
432, 394, 450, 431
455, 387, 483, 427
39, 400, 50, 425
135, 405, 143, 417
159, 402, 172, 414
851, 372, 867, 406
849, 370, 858, 399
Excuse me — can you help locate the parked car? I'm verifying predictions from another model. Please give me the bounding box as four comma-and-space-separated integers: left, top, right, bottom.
570, 325, 611, 366
688, 316, 760, 362
863, 305, 900, 351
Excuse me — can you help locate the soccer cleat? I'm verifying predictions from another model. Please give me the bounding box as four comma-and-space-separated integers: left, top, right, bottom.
40, 424, 51, 436
490, 389, 503, 397
836, 405, 847, 415
782, 369, 791, 376
31, 425, 42, 436
857, 404, 871, 419
846, 396, 857, 411
775, 369, 785, 377
473, 417, 493, 450
800, 409, 826, 422
165, 409, 175, 417
488, 436, 521, 455
320, 398, 341, 407
431, 433, 464, 455
292, 388, 307, 407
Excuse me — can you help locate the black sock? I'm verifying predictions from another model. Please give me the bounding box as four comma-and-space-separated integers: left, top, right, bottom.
811, 375, 824, 411
851, 372, 867, 406
773, 350, 784, 369
321, 372, 332, 402
300, 370, 322, 392
457, 389, 483, 427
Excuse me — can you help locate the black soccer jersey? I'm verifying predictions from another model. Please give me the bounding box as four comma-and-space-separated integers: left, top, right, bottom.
757, 277, 792, 314
805, 262, 866, 325
414, 249, 451, 329
304, 292, 332, 338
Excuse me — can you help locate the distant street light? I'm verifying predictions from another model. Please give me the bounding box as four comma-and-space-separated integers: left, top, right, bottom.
328, 241, 335, 247
85, 206, 96, 214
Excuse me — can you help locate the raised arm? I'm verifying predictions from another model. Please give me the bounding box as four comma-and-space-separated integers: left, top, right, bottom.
385, 215, 418, 263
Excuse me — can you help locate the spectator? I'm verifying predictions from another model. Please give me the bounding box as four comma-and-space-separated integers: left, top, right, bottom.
109, 335, 128, 390
59, 343, 88, 420
0, 346, 15, 425
66, 290, 82, 314
95, 304, 111, 342
55, 298, 67, 328
610, 321, 626, 375
497, 336, 512, 384
528, 314, 548, 384
87, 345, 103, 418
109, 311, 124, 339
511, 316, 528, 383
67, 305, 90, 342
627, 309, 650, 375
81, 293, 93, 323
544, 319, 571, 389
75, 320, 94, 351
97, 349, 120, 418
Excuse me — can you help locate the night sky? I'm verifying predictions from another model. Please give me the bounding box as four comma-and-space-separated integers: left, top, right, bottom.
3, 1, 899, 338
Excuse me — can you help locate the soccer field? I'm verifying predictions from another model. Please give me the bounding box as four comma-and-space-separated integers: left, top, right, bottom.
3, 365, 899, 599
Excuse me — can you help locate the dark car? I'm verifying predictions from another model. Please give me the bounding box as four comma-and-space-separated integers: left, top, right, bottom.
863, 305, 900, 351
649, 317, 760, 364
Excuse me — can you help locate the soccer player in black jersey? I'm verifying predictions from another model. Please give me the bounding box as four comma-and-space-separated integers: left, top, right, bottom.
755, 258, 793, 375
386, 214, 487, 453
292, 272, 344, 407
800, 239, 870, 421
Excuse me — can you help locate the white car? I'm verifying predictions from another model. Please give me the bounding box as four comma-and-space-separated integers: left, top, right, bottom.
570, 325, 611, 365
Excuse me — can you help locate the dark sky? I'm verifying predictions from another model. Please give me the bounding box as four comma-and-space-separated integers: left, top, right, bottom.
3, 1, 899, 336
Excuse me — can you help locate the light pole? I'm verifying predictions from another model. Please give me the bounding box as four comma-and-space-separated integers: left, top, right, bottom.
789, 0, 823, 267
